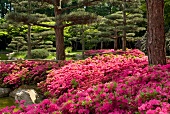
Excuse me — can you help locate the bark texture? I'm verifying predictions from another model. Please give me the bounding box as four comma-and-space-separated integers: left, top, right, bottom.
122, 0, 126, 51
114, 30, 118, 50
146, 0, 166, 65
114, 38, 118, 50
27, 25, 32, 59
55, 27, 65, 60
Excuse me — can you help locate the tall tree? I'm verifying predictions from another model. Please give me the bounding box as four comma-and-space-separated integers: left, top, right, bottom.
146, 0, 166, 65
7, 26, 55, 53
109, 0, 145, 51
96, 18, 114, 49
44, 0, 101, 60
6, 0, 52, 59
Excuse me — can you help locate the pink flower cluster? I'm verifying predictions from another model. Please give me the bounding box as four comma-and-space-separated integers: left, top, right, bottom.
84, 49, 115, 55
0, 60, 72, 88
84, 49, 145, 57
38, 51, 147, 97
0, 99, 60, 114
138, 99, 170, 114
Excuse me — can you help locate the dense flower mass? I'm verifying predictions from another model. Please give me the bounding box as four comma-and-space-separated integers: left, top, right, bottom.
0, 60, 72, 88
84, 49, 145, 57
1, 49, 170, 114
38, 50, 147, 97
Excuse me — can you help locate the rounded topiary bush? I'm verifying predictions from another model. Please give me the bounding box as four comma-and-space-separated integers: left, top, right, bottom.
31, 49, 49, 59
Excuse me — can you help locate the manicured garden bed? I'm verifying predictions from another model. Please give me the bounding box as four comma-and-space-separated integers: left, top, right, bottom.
0, 49, 170, 113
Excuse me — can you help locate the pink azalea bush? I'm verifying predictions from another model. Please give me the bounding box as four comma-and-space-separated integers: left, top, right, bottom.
138, 99, 170, 114
1, 49, 170, 113
0, 60, 72, 88
84, 49, 115, 55
84, 49, 145, 57
38, 52, 147, 98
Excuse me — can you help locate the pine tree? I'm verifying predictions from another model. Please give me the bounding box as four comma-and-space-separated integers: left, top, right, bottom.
7, 25, 55, 53
6, 0, 53, 59
96, 18, 114, 49
68, 23, 94, 59
108, 0, 146, 51
68, 23, 99, 51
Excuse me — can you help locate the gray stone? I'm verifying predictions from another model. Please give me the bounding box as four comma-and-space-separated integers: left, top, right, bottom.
0, 88, 11, 97
15, 90, 34, 105
10, 87, 43, 106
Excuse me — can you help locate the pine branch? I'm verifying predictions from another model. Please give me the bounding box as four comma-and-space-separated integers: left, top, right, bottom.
15, 37, 27, 45
61, 10, 98, 27
61, 0, 103, 12
32, 37, 45, 45
32, 22, 55, 28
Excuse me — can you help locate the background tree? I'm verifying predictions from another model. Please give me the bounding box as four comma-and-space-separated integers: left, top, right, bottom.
69, 23, 96, 58
109, 0, 145, 51
0, 0, 11, 18
96, 18, 114, 49
68, 23, 99, 51
6, 25, 55, 53
0, 18, 12, 51
146, 0, 166, 65
6, 0, 53, 59
164, 0, 170, 32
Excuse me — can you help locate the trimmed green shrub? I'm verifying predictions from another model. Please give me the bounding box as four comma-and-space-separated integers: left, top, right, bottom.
31, 49, 49, 59
65, 47, 72, 53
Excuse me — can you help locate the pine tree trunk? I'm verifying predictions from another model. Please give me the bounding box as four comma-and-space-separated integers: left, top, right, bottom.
114, 30, 118, 50
27, 24, 32, 59
55, 27, 65, 60
101, 41, 103, 49
75, 40, 78, 51
82, 26, 85, 59
114, 38, 118, 50
146, 0, 166, 65
53, 1, 65, 60
122, 0, 126, 51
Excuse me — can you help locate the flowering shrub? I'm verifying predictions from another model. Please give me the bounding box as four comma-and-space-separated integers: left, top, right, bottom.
84, 49, 115, 55
0, 60, 72, 88
84, 49, 145, 57
38, 53, 148, 97
1, 49, 170, 113
138, 99, 170, 114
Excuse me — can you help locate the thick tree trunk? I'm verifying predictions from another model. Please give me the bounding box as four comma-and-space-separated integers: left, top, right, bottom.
27, 24, 32, 59
122, 0, 126, 51
146, 0, 166, 65
53, 1, 65, 60
55, 27, 65, 60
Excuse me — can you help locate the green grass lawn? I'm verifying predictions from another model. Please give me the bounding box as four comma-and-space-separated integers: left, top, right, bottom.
0, 97, 15, 109
6, 51, 83, 60
0, 54, 8, 60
